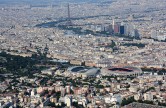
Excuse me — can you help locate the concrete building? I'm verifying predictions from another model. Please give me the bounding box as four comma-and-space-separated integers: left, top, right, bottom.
65, 96, 72, 107
144, 92, 153, 101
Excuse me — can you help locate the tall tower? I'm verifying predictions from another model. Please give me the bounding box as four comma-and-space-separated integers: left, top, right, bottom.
68, 3, 71, 21
48, 0, 53, 10
67, 3, 72, 26
112, 19, 115, 29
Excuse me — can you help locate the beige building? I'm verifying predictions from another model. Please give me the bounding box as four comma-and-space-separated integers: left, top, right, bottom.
144, 92, 153, 101
65, 96, 72, 107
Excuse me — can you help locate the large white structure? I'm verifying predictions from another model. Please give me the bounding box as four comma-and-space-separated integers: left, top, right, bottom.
104, 94, 122, 104
66, 66, 100, 78
101, 66, 142, 76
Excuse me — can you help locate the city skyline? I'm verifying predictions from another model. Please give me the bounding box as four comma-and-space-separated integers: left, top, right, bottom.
0, 0, 165, 108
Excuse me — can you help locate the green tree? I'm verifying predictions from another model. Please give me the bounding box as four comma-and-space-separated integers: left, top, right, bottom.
121, 96, 136, 106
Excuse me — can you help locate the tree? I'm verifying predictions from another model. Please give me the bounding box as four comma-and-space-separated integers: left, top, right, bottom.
55, 91, 61, 101
121, 98, 127, 106
144, 87, 155, 93
61, 102, 66, 107
144, 100, 154, 105
158, 81, 163, 86
95, 85, 104, 88
110, 40, 116, 48
158, 102, 166, 106
121, 96, 136, 106
73, 102, 79, 108
48, 102, 56, 107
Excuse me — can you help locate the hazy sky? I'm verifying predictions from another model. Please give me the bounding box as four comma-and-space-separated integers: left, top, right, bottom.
0, 0, 102, 5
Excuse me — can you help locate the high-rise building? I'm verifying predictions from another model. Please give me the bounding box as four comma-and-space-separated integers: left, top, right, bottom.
107, 25, 114, 34
127, 24, 135, 37
121, 22, 127, 35
112, 19, 115, 30
114, 25, 119, 34
120, 26, 125, 34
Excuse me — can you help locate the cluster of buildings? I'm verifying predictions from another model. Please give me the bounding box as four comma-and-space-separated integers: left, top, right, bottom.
65, 66, 142, 78
1, 23, 166, 69
86, 19, 140, 38
0, 66, 166, 108
0, 1, 166, 108
151, 29, 166, 41
0, 2, 165, 70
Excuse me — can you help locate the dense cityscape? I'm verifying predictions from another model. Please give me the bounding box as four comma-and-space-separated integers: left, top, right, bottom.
0, 0, 166, 108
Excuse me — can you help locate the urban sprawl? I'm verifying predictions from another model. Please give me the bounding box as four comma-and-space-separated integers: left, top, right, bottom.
0, 0, 166, 108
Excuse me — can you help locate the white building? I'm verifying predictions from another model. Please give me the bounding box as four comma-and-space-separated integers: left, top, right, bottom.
104, 94, 122, 104
31, 89, 37, 96
65, 96, 72, 107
